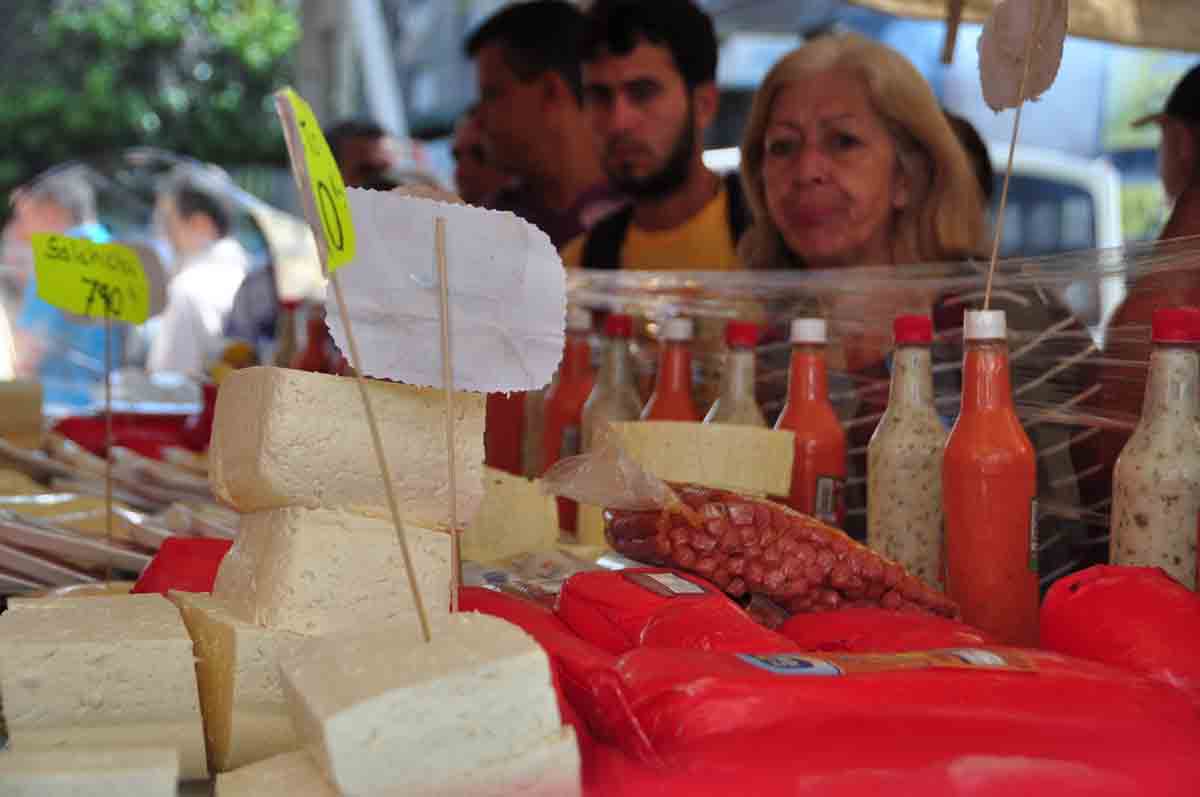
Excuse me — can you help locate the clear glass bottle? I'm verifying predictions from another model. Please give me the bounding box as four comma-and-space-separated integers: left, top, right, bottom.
774, 318, 846, 526
704, 320, 766, 427
867, 315, 946, 586
944, 310, 1039, 646
1111, 307, 1200, 589
582, 313, 643, 451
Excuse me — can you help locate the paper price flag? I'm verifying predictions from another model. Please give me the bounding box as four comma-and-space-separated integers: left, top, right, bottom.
979, 0, 1068, 112
324, 189, 567, 393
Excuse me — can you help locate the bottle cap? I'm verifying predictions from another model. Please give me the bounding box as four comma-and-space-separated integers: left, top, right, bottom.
790, 318, 827, 344
604, 313, 634, 339
963, 310, 1006, 340
893, 315, 934, 345
662, 317, 694, 342
566, 306, 592, 332
1151, 307, 1200, 343
279, 300, 302, 311
725, 320, 761, 348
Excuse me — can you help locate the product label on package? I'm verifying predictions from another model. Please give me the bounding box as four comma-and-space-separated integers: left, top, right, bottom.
1029, 499, 1040, 573
738, 648, 1036, 677
815, 476, 844, 525
626, 571, 708, 597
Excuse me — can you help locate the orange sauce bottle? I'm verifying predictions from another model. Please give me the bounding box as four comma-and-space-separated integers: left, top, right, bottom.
774, 319, 846, 526
944, 309, 1039, 646
484, 391, 525, 476
542, 307, 595, 532
641, 317, 699, 422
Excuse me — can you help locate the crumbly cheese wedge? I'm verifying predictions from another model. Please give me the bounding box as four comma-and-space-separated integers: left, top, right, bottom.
170, 592, 308, 772
211, 506, 452, 635
209, 367, 485, 529
0, 380, 42, 450
215, 750, 337, 797
0, 748, 179, 797
0, 593, 208, 779
609, 420, 795, 496
464, 466, 561, 563
279, 612, 575, 796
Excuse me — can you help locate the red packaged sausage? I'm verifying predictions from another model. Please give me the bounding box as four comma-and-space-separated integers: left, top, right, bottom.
779, 606, 994, 653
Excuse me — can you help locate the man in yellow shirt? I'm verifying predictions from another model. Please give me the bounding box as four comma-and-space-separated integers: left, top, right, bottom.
562, 0, 748, 271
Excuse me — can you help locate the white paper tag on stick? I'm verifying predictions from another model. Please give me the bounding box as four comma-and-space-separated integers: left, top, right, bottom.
978, 0, 1068, 112
324, 188, 567, 392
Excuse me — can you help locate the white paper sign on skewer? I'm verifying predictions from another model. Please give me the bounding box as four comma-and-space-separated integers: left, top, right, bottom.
324, 188, 567, 393
978, 0, 1068, 112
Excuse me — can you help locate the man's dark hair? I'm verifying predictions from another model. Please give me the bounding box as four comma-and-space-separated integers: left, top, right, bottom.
325, 119, 388, 166
582, 0, 718, 90
464, 0, 586, 102
945, 111, 995, 203
167, 179, 232, 238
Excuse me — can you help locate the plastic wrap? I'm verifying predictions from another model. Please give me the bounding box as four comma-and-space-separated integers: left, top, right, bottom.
565, 236, 1200, 588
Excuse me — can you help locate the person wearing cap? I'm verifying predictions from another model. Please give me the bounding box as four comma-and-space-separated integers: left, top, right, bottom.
561, 0, 750, 272
9, 168, 125, 409
1073, 63, 1200, 537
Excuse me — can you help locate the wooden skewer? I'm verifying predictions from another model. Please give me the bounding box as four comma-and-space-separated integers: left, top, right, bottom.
104, 310, 113, 586
330, 272, 433, 643
984, 0, 1044, 310
434, 218, 462, 613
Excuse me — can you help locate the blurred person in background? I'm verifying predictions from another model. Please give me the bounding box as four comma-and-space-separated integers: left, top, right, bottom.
739, 35, 1091, 564
148, 174, 249, 376
452, 105, 512, 206
466, 0, 622, 249
564, 0, 749, 271
945, 111, 996, 204
10, 169, 121, 409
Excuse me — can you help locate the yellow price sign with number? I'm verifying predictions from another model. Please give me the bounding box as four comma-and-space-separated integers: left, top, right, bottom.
276, 88, 356, 272
31, 233, 150, 324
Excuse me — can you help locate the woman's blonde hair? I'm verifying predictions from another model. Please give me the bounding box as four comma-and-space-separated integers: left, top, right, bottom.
739, 33, 984, 269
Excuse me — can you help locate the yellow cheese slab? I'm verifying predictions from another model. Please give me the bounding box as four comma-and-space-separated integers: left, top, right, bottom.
0, 380, 42, 450
464, 466, 561, 564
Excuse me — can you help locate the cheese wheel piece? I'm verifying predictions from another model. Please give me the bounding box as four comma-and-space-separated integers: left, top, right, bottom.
171, 592, 308, 772
209, 366, 485, 529
211, 506, 452, 635
0, 380, 42, 450
0, 594, 208, 778
0, 748, 179, 797
215, 751, 337, 797
609, 420, 795, 496
279, 612, 579, 796
464, 466, 561, 563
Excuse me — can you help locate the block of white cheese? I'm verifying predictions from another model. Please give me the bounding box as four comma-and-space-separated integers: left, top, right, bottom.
609, 420, 795, 496
0, 748, 179, 797
209, 366, 485, 529
212, 506, 452, 635
215, 751, 338, 797
464, 466, 561, 563
279, 612, 579, 796
0, 380, 43, 450
171, 592, 308, 772
0, 593, 208, 779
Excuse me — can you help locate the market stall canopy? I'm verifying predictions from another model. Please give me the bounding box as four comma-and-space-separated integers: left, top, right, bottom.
842, 0, 1200, 54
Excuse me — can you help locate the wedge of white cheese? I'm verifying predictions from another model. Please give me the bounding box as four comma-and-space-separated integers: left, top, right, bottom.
279, 612, 580, 796
170, 592, 308, 772
464, 466, 561, 563
211, 506, 452, 636
209, 366, 485, 529
0, 748, 179, 797
0, 594, 208, 779
215, 750, 337, 797
0, 380, 43, 450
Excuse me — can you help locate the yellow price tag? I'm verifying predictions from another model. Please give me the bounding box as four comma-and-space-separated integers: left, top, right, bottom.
31, 233, 150, 324
277, 88, 356, 272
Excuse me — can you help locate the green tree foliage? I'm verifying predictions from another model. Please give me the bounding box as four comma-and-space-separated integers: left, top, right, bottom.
0, 0, 300, 196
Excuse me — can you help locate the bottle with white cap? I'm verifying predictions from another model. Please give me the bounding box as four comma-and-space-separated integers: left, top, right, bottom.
641, 317, 700, 421
703, 320, 766, 427
582, 313, 644, 452
773, 318, 846, 526
868, 315, 946, 586
1110, 307, 1200, 589
542, 306, 596, 531
943, 309, 1038, 646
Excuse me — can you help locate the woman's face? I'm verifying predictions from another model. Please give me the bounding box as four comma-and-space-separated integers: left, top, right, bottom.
761, 70, 910, 269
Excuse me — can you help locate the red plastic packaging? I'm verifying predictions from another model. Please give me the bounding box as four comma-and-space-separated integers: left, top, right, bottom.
1041, 565, 1200, 705
131, 537, 233, 594
779, 607, 994, 653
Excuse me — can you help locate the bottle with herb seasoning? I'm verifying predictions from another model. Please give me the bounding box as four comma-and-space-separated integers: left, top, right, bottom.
944, 309, 1039, 646
1110, 307, 1200, 589
868, 315, 946, 586
704, 320, 766, 427
581, 313, 643, 451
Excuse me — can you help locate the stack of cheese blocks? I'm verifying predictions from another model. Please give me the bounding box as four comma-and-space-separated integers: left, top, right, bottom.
0, 367, 581, 795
